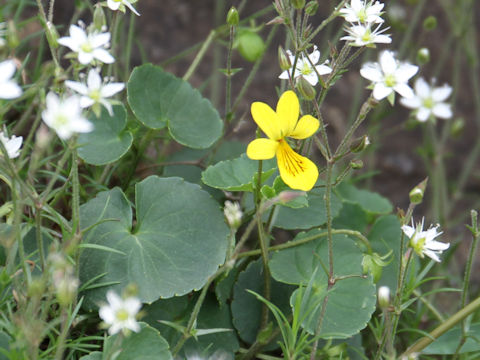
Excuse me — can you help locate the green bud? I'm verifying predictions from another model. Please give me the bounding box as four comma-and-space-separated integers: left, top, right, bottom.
45, 21, 60, 49
305, 1, 319, 15
296, 76, 316, 100
450, 118, 465, 138
237, 30, 265, 62
291, 0, 306, 10
377, 286, 391, 309
416, 47, 430, 65
226, 6, 239, 26
278, 46, 291, 71
350, 159, 364, 169
93, 5, 107, 31
350, 135, 370, 153
7, 20, 20, 49
409, 177, 428, 205
423, 15, 437, 31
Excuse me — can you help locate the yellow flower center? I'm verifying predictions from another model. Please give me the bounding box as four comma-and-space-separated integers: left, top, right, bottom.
423, 97, 434, 109
361, 28, 372, 42
384, 74, 396, 88
89, 89, 101, 102
357, 8, 367, 22
115, 308, 129, 322
54, 114, 69, 127
300, 62, 312, 76
410, 236, 426, 257
80, 42, 93, 53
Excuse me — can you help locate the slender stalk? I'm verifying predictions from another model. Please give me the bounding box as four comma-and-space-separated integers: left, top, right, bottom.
35, 201, 46, 271
70, 145, 81, 234
257, 210, 271, 330
400, 296, 480, 358
35, 0, 60, 70
183, 30, 216, 81
225, 24, 235, 119
40, 146, 72, 204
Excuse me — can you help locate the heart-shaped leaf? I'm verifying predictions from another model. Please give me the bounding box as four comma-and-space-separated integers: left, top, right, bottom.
78, 104, 133, 165
79, 176, 229, 308
127, 64, 223, 149
335, 182, 392, 214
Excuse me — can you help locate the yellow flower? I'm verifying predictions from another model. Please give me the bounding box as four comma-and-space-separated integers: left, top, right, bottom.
246, 90, 319, 191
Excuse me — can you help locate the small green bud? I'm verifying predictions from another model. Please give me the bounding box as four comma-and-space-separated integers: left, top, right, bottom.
296, 76, 316, 100
305, 1, 319, 15
7, 20, 20, 49
237, 30, 265, 62
423, 15, 437, 31
350, 135, 370, 153
93, 5, 107, 31
416, 47, 430, 65
224, 200, 243, 229
362, 254, 382, 283
226, 6, 239, 26
278, 46, 291, 71
450, 118, 465, 138
409, 177, 428, 204
350, 159, 364, 169
45, 21, 60, 49
291, 0, 306, 10
377, 286, 391, 309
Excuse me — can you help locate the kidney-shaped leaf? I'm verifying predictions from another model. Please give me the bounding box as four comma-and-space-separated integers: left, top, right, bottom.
78, 104, 133, 165
270, 231, 376, 338
79, 176, 229, 308
127, 64, 223, 149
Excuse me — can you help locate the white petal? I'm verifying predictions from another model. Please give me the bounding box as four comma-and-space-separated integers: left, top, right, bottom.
315, 64, 332, 75
45, 92, 60, 112
92, 49, 115, 64
78, 51, 94, 65
106, 291, 123, 309
360, 63, 383, 82
304, 72, 318, 86
101, 100, 114, 115
432, 84, 452, 102
99, 305, 115, 324
423, 249, 441, 262
416, 107, 431, 122
69, 24, 87, 45
432, 103, 452, 119
0, 81, 22, 99
123, 1, 140, 16
399, 96, 421, 109
65, 80, 88, 95
279, 70, 291, 79
395, 63, 418, 82
372, 83, 392, 100
373, 34, 392, 44
308, 45, 320, 65
401, 224, 415, 238
87, 69, 102, 90
379, 50, 397, 74
71, 117, 93, 133
426, 240, 450, 251
57, 37, 80, 52
0, 60, 16, 82
351, 0, 363, 12
394, 83, 415, 99
100, 82, 125, 97
107, 0, 121, 10
80, 96, 95, 108
414, 77, 430, 99
90, 32, 111, 48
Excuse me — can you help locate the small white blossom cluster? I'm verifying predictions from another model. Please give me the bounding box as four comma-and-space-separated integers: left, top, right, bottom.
402, 217, 449, 262
224, 200, 243, 229
340, 0, 391, 47
99, 290, 142, 335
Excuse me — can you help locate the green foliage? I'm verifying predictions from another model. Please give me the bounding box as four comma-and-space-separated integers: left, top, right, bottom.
423, 323, 480, 354
127, 64, 223, 149
79, 176, 229, 307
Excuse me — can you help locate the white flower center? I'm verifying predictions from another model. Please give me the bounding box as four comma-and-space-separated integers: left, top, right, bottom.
115, 308, 129, 322
357, 8, 367, 22
54, 113, 69, 127
410, 235, 426, 257
423, 97, 434, 109
80, 41, 93, 53
361, 28, 372, 43
300, 62, 312, 76
89, 89, 102, 102
384, 74, 396, 88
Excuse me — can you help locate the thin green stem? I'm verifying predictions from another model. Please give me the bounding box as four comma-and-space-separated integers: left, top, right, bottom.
257, 210, 271, 330
183, 30, 216, 81
225, 24, 235, 119
35, 201, 46, 271
35, 0, 60, 70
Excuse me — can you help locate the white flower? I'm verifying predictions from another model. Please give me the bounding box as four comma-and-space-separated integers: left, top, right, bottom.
399, 77, 452, 122
279, 46, 332, 86
402, 217, 449, 263
0, 59, 23, 99
224, 200, 242, 229
107, 0, 140, 16
360, 50, 418, 101
339, 0, 385, 24
341, 23, 391, 47
58, 24, 115, 65
0, 131, 22, 159
65, 69, 125, 116
377, 286, 390, 308
41, 92, 93, 140
99, 290, 141, 335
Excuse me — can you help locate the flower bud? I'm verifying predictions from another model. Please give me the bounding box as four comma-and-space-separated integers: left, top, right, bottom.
93, 5, 107, 32
226, 7, 239, 26
237, 30, 265, 62
278, 46, 291, 71
416, 47, 430, 65
291, 0, 306, 10
409, 177, 428, 204
277, 190, 305, 203
45, 21, 59, 49
350, 159, 364, 169
7, 20, 20, 49
377, 286, 391, 309
224, 201, 242, 229
296, 76, 316, 100
450, 118, 465, 138
305, 1, 319, 15
350, 135, 370, 153
423, 16, 437, 31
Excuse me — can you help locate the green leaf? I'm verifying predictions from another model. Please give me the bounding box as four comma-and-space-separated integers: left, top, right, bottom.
332, 202, 369, 233
231, 259, 294, 350
274, 189, 342, 230
335, 182, 392, 214
0, 331, 10, 360
423, 323, 480, 354
201, 154, 276, 192
270, 231, 376, 338
106, 323, 172, 360
78, 105, 133, 165
127, 64, 223, 149
79, 176, 229, 308
79, 353, 102, 360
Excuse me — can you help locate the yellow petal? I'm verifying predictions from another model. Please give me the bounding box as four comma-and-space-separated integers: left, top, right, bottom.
247, 138, 279, 160
290, 115, 319, 139
276, 140, 318, 191
251, 102, 282, 140
276, 90, 299, 136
